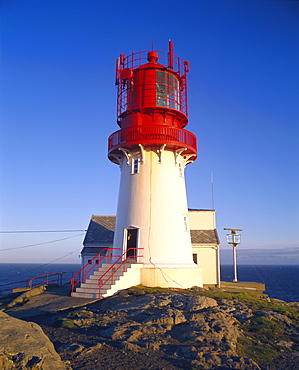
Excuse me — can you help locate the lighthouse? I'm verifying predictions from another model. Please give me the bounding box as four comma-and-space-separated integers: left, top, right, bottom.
108, 41, 203, 288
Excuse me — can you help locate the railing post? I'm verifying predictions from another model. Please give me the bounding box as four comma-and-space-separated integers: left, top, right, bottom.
29, 279, 32, 299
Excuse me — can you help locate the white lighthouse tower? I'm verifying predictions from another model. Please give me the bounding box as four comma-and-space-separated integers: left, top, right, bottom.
108, 42, 203, 288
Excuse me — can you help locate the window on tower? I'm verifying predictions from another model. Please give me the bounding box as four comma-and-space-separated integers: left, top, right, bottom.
131, 157, 140, 174
156, 71, 179, 110
177, 161, 184, 177
183, 214, 188, 232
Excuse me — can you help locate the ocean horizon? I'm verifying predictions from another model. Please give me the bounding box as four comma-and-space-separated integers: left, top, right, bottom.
0, 263, 298, 302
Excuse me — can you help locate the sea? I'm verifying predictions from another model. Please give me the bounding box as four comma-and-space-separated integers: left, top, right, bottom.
0, 263, 298, 302
0, 263, 80, 297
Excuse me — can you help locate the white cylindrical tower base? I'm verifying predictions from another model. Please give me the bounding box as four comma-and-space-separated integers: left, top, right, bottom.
112, 146, 202, 288
140, 267, 202, 289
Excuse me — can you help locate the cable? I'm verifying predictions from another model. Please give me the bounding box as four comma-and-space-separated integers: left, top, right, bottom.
0, 230, 86, 233
0, 233, 86, 251
239, 249, 286, 294
0, 247, 82, 283
24, 248, 82, 272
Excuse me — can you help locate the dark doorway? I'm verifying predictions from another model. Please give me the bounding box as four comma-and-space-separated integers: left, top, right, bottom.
126, 228, 138, 260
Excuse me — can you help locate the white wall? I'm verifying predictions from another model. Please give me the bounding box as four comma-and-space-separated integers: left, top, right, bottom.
188, 210, 216, 230
113, 147, 196, 268
192, 245, 219, 286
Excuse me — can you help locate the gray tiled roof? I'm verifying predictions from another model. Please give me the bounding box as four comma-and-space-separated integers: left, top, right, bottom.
190, 229, 220, 245
81, 247, 106, 255
83, 215, 115, 244
83, 215, 219, 246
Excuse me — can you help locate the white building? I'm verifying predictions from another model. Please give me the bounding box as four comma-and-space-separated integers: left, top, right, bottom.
80, 209, 220, 287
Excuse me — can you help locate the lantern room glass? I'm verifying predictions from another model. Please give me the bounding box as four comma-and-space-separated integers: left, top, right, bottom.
156, 71, 179, 110
226, 234, 241, 245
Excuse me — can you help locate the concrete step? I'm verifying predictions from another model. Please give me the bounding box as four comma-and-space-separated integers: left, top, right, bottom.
89, 272, 123, 280
75, 287, 109, 294
92, 265, 130, 275
81, 280, 118, 289
71, 292, 98, 299
72, 262, 139, 299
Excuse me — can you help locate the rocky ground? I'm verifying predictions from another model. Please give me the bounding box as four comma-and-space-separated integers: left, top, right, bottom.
1, 285, 299, 369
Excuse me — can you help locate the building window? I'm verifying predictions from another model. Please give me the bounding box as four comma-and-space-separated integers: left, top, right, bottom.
131, 157, 140, 174
178, 161, 184, 177
183, 214, 188, 232
193, 253, 198, 265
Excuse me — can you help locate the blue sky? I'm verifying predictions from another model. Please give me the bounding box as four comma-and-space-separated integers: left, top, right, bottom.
1, 0, 298, 265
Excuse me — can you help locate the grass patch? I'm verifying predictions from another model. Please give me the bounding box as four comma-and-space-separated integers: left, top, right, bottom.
237, 336, 279, 364
247, 316, 285, 337
236, 307, 299, 365
57, 318, 76, 329
67, 310, 93, 319
121, 285, 174, 296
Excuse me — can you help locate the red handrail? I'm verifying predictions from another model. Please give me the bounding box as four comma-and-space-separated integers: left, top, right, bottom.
29, 272, 65, 298
71, 248, 120, 293
29, 272, 62, 289
98, 248, 143, 298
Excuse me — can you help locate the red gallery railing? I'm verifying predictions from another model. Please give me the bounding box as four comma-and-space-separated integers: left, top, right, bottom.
70, 248, 120, 293
98, 247, 143, 298
120, 50, 186, 76
108, 126, 197, 155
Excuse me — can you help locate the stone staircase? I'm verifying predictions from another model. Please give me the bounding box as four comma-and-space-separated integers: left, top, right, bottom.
71, 262, 143, 299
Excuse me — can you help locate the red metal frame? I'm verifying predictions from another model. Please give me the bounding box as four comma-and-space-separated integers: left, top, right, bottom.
108, 125, 197, 158
115, 44, 189, 121
70, 247, 120, 293
109, 42, 197, 162
98, 247, 143, 298
117, 49, 186, 77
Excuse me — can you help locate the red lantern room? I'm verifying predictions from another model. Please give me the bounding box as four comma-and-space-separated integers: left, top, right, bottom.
108, 41, 197, 164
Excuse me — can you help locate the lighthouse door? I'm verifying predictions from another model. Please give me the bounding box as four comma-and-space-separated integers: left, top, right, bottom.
125, 228, 139, 260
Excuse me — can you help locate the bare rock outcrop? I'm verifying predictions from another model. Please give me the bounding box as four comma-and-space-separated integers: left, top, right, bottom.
52, 290, 262, 369
0, 311, 67, 370
5, 286, 299, 369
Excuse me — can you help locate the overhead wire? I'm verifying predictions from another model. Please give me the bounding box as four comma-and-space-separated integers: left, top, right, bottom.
0, 233, 86, 251
0, 230, 86, 233
0, 247, 83, 283
238, 249, 286, 294
20, 247, 82, 274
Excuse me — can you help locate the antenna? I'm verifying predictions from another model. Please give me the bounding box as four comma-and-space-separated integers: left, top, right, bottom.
168, 40, 174, 69
211, 171, 215, 210
152, 40, 154, 51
